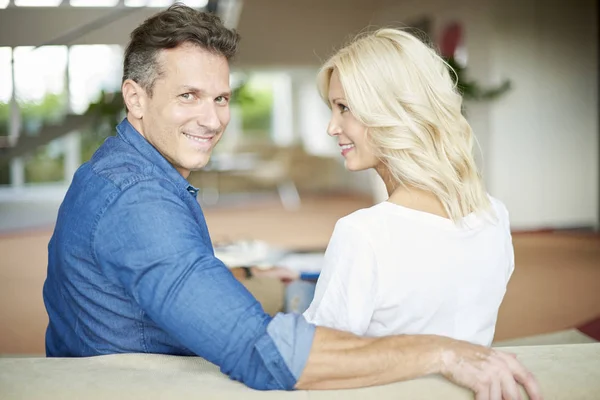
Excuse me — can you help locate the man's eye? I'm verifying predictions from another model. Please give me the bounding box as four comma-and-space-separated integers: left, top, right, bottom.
215, 96, 229, 105
180, 93, 194, 100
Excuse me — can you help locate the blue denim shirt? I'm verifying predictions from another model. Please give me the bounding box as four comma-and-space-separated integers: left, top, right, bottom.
43, 119, 315, 390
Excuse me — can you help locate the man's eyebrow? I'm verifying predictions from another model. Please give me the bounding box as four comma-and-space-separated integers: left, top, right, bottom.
178, 86, 231, 97
179, 85, 203, 94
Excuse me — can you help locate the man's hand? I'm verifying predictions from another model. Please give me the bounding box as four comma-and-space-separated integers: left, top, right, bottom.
440, 338, 542, 400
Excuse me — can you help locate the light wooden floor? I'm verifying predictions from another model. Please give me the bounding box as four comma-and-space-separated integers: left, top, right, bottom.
1, 194, 599, 354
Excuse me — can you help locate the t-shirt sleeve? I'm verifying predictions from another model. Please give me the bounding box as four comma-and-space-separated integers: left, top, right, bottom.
497, 200, 515, 281
303, 217, 377, 336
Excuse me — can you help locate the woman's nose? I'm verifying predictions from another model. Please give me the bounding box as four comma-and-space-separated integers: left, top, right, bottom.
327, 119, 342, 137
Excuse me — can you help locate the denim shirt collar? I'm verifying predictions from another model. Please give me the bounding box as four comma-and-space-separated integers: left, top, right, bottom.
116, 118, 199, 197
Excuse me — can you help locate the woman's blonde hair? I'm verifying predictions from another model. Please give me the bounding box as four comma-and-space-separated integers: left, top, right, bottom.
318, 28, 492, 222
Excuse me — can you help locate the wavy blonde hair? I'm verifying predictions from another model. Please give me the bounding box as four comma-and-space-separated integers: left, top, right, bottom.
318, 28, 492, 222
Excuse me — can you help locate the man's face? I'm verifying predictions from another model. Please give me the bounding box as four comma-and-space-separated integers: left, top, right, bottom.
126, 43, 231, 178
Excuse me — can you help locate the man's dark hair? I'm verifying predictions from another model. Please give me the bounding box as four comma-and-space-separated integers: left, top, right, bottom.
123, 3, 240, 96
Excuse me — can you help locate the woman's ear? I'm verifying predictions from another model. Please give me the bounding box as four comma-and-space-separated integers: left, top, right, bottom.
122, 79, 146, 120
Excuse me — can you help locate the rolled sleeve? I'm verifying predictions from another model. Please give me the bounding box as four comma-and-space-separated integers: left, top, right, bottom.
266, 313, 316, 381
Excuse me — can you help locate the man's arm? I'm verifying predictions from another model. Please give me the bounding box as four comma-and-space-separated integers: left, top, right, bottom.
94, 179, 299, 390
296, 327, 437, 389
297, 327, 542, 400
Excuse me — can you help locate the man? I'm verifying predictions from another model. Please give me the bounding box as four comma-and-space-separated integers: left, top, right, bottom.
43, 5, 541, 399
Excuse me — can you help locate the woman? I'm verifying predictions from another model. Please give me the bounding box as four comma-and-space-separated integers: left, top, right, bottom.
298, 28, 515, 347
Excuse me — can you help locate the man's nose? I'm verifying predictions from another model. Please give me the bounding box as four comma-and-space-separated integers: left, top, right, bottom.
197, 102, 221, 132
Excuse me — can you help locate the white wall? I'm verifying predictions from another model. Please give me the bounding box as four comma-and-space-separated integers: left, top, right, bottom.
372, 0, 598, 229
488, 0, 598, 229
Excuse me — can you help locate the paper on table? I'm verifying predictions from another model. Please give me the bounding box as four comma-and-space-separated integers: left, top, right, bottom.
277, 253, 324, 273
214, 240, 324, 274
214, 240, 286, 268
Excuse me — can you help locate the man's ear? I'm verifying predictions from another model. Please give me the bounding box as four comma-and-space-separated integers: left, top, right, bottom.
122, 79, 146, 120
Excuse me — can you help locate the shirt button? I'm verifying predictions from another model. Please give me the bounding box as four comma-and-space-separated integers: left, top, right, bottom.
187, 186, 198, 196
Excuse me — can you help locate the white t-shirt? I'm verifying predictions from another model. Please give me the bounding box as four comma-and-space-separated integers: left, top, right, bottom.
303, 197, 514, 346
